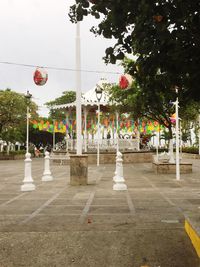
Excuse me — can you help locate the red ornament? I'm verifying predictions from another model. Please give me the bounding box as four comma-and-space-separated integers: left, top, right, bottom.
119, 74, 133, 90
33, 67, 48, 86
153, 15, 163, 22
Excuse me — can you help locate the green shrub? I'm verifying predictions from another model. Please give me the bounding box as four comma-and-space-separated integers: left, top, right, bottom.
0, 150, 26, 156
182, 146, 199, 154
150, 148, 169, 153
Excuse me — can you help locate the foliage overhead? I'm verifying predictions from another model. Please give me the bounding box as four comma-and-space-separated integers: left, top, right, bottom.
45, 91, 76, 120
107, 58, 200, 139
0, 89, 38, 143
69, 0, 200, 101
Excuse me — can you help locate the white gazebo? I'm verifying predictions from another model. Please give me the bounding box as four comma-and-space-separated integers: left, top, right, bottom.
53, 78, 140, 153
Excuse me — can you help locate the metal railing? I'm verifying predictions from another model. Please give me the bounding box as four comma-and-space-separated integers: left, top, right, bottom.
55, 138, 140, 152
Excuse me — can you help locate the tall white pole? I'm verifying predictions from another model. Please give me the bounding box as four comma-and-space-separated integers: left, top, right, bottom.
180, 120, 182, 159
137, 119, 140, 151
116, 111, 119, 152
26, 106, 29, 154
175, 94, 180, 181
97, 102, 100, 166
21, 92, 35, 192
76, 22, 82, 155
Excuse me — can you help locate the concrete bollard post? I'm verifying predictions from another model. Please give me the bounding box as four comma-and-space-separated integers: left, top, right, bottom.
113, 151, 127, 191
113, 153, 118, 182
21, 152, 36, 191
42, 151, 53, 181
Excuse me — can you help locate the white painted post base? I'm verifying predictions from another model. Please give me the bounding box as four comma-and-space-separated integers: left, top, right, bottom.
42, 151, 53, 181
113, 153, 118, 182
113, 182, 127, 191
113, 151, 127, 191
21, 153, 35, 191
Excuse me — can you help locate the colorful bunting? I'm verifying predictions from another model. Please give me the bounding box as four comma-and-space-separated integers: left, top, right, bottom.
30, 116, 164, 135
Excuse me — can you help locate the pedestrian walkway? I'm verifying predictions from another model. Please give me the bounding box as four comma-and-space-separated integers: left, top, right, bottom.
0, 158, 200, 267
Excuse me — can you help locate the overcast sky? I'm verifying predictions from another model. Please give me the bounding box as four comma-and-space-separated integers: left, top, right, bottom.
0, 0, 123, 116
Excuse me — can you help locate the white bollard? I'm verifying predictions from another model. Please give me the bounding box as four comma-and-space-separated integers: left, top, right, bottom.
113, 151, 127, 191
113, 153, 118, 182
42, 151, 53, 181
21, 152, 36, 191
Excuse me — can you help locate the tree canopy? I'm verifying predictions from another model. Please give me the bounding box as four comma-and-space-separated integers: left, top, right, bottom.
69, 0, 200, 101
45, 91, 76, 120
0, 89, 38, 143
107, 57, 200, 140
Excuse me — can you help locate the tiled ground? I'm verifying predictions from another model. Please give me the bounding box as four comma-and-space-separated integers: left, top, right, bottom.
0, 158, 199, 266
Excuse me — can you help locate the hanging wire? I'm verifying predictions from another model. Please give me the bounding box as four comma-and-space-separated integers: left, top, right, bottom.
0, 61, 122, 75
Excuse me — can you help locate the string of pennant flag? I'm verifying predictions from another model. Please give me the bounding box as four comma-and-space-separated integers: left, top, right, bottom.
31, 117, 165, 135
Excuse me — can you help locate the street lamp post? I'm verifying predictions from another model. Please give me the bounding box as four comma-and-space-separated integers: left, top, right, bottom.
76, 22, 82, 155
25, 91, 32, 154
95, 85, 103, 166
21, 90, 35, 191
115, 111, 119, 152
175, 86, 180, 181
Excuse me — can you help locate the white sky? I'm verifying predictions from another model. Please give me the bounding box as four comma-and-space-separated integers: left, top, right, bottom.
0, 0, 123, 116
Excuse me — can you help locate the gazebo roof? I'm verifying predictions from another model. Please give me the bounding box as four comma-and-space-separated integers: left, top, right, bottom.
53, 78, 113, 110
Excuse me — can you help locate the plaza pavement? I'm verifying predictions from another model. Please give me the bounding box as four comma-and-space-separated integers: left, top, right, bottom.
0, 158, 200, 267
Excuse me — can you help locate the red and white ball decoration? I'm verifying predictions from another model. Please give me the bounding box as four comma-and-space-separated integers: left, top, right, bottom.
119, 74, 133, 90
33, 67, 48, 86
153, 15, 163, 23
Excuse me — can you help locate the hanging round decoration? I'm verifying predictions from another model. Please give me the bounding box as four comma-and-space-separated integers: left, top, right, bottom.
33, 67, 48, 86
119, 74, 133, 90
153, 15, 163, 23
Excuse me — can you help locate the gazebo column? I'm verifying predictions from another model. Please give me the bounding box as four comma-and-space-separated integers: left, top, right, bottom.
84, 107, 88, 152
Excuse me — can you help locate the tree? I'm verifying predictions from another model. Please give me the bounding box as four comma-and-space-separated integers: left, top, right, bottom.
69, 0, 200, 101
45, 91, 76, 120
107, 58, 177, 138
180, 100, 200, 145
108, 79, 175, 138
107, 57, 200, 156
0, 89, 38, 143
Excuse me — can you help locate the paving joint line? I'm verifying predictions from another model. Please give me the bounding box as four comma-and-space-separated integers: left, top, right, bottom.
126, 191, 136, 215
19, 188, 65, 224
0, 180, 47, 207
95, 166, 106, 184
0, 193, 28, 206
141, 174, 185, 216
79, 192, 95, 224
141, 174, 177, 206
